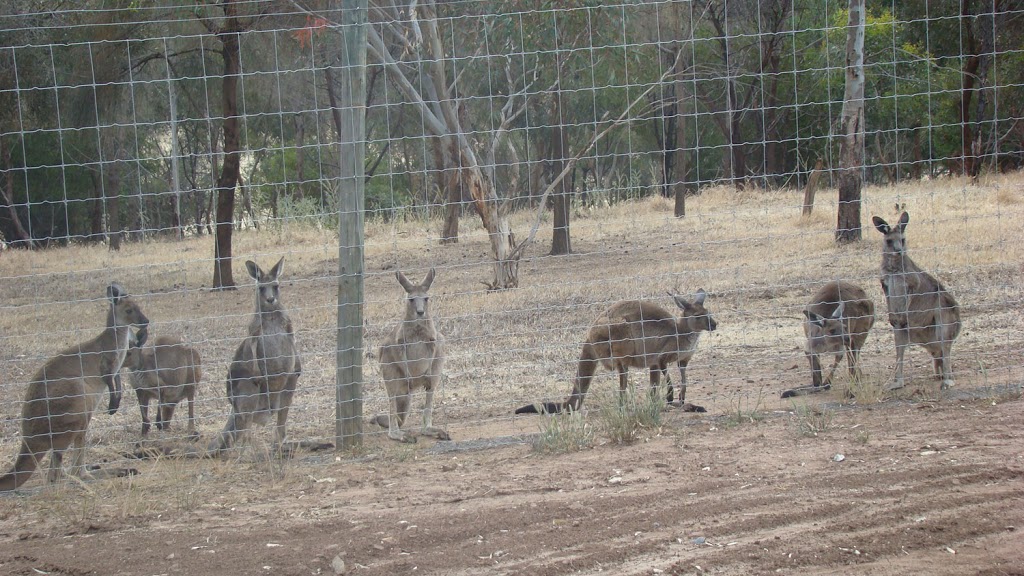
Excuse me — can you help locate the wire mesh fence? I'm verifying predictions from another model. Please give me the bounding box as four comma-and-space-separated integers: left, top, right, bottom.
0, 1, 1022, 487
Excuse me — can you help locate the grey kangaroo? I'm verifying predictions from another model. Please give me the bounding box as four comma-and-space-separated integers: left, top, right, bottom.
781, 281, 875, 398
0, 284, 149, 490
872, 212, 961, 390
124, 335, 202, 438
209, 257, 301, 455
373, 269, 449, 443
516, 290, 717, 415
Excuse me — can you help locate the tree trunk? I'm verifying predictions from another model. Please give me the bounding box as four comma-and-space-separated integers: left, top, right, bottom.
968, 3, 997, 182
105, 158, 122, 251
672, 90, 688, 217
958, 2, 980, 177
88, 171, 105, 242
0, 136, 34, 247
212, 1, 241, 290
802, 159, 825, 216
836, 0, 865, 244
549, 88, 571, 256
439, 136, 459, 243
210, 3, 242, 289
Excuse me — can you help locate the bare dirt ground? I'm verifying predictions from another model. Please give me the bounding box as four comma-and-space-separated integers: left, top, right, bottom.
1, 177, 1023, 575
0, 393, 1022, 576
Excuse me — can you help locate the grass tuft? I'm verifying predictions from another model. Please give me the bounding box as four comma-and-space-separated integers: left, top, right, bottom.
531, 409, 595, 454
845, 373, 888, 405
724, 387, 767, 427
791, 401, 835, 437
597, 392, 663, 445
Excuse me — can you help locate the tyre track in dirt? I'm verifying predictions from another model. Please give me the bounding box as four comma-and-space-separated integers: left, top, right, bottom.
0, 397, 1021, 575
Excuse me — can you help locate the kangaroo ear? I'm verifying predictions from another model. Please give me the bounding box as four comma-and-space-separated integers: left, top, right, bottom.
396, 270, 414, 292
268, 256, 285, 281
831, 301, 845, 319
872, 216, 890, 234
693, 289, 707, 307
897, 211, 910, 233
671, 293, 692, 312
245, 260, 261, 280
804, 309, 825, 327
107, 283, 126, 304
422, 268, 436, 290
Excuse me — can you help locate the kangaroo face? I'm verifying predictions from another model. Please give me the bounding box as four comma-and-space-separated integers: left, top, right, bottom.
397, 269, 435, 320
673, 289, 718, 333
124, 344, 144, 370
872, 212, 909, 257
108, 283, 150, 343
804, 305, 846, 355
246, 257, 285, 311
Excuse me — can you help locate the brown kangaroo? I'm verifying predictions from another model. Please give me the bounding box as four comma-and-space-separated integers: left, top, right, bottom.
516, 290, 717, 415
208, 257, 301, 455
0, 284, 149, 491
872, 212, 961, 390
781, 281, 875, 398
124, 335, 202, 439
373, 269, 449, 443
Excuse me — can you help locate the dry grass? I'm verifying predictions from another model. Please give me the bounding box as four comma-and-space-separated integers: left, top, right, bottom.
1, 172, 1023, 498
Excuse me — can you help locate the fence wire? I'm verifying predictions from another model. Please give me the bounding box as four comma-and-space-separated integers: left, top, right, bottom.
0, 1, 1022, 484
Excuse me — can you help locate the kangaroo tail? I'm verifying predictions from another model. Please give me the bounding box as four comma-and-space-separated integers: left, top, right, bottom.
514, 401, 564, 415
0, 441, 41, 491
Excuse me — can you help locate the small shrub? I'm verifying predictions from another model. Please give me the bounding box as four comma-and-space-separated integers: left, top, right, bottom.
845, 374, 887, 404
598, 392, 662, 445
792, 401, 835, 437
532, 409, 595, 454
724, 388, 766, 427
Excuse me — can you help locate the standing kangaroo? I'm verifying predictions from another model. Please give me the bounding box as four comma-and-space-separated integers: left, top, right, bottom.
209, 257, 301, 455
373, 269, 449, 444
516, 290, 717, 415
781, 281, 875, 398
0, 284, 149, 491
124, 335, 202, 439
872, 212, 961, 390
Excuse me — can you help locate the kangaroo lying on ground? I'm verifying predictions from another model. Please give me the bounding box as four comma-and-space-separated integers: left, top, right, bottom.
781, 280, 875, 398
209, 257, 301, 455
372, 269, 450, 443
516, 290, 717, 415
872, 212, 961, 390
124, 335, 202, 439
0, 284, 149, 490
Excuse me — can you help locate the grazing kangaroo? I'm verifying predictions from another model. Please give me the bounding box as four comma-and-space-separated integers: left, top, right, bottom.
516, 290, 717, 415
0, 284, 149, 491
372, 269, 449, 443
781, 281, 875, 398
209, 257, 301, 455
124, 335, 202, 439
872, 212, 961, 390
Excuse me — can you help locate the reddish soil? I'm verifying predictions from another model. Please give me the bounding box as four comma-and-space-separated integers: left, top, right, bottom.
0, 393, 1021, 576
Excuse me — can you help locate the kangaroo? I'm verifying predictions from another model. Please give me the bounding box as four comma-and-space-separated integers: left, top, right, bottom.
781, 281, 875, 398
516, 290, 717, 415
872, 212, 961, 390
372, 269, 449, 444
0, 284, 149, 491
124, 335, 202, 439
208, 257, 301, 455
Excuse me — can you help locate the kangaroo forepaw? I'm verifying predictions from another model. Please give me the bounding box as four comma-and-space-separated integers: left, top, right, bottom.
389, 431, 417, 444
423, 427, 451, 441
